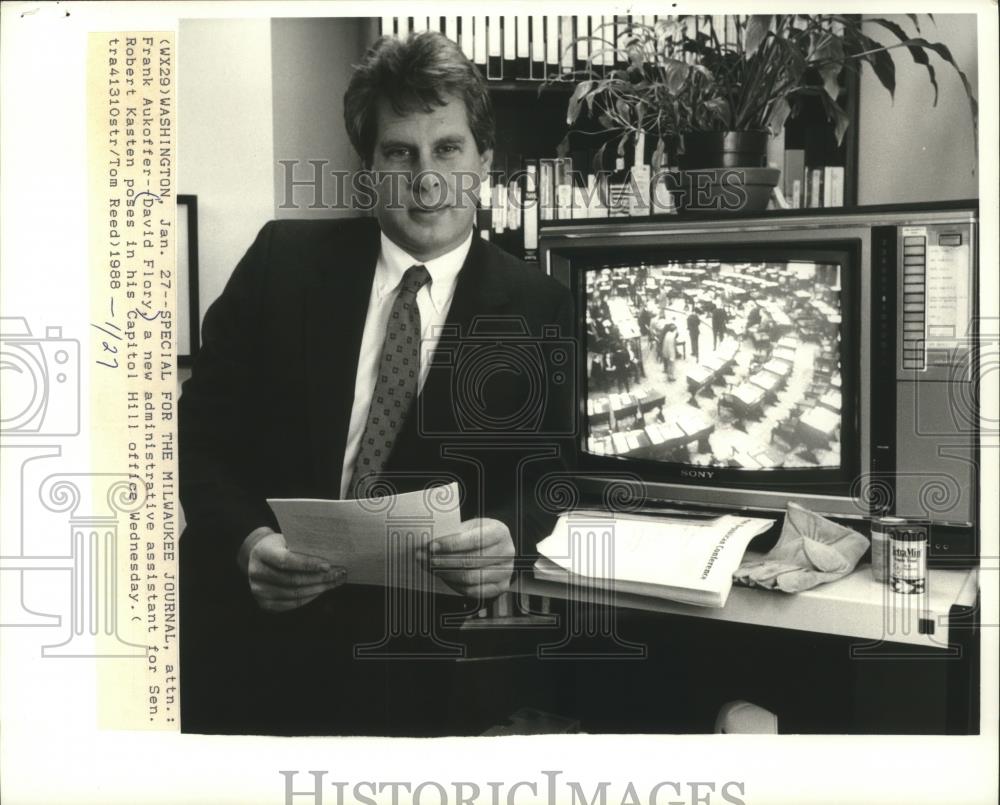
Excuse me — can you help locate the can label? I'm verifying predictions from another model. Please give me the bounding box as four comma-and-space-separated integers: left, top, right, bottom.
871, 516, 907, 584
890, 526, 928, 594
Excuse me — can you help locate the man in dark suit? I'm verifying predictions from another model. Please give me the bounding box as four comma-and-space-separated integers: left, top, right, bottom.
178, 31, 575, 735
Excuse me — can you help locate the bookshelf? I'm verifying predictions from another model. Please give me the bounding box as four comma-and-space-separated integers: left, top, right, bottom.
377, 15, 862, 262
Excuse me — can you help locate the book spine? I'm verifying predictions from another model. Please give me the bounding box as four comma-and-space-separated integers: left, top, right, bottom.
492, 181, 506, 234
444, 16, 458, 44
629, 130, 650, 217
597, 16, 612, 69
488, 16, 502, 79
474, 16, 487, 69
608, 180, 628, 217
831, 166, 844, 207
539, 159, 554, 221
725, 16, 738, 48
507, 179, 521, 231
614, 15, 629, 67
808, 167, 823, 208
516, 16, 530, 78
478, 174, 492, 239
502, 16, 516, 77
545, 15, 559, 72
823, 165, 834, 208
380, 17, 395, 38
412, 16, 428, 34
459, 16, 475, 60
560, 16, 574, 74
523, 163, 539, 261
629, 164, 651, 217
575, 16, 589, 71
710, 15, 725, 46
683, 16, 697, 65
555, 157, 574, 219
783, 149, 805, 206
530, 16, 545, 79
593, 173, 610, 218
791, 178, 802, 209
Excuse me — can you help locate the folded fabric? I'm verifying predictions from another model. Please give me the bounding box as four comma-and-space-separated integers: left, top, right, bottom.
733, 501, 870, 593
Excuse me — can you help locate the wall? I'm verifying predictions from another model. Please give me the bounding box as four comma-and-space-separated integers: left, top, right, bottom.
178, 19, 275, 325
270, 17, 373, 218
178, 14, 981, 309
857, 14, 979, 205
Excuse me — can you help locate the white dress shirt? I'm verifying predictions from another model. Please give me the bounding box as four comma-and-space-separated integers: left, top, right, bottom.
338, 230, 472, 499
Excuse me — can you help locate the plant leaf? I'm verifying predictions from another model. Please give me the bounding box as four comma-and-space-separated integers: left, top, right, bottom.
867, 18, 939, 103
819, 92, 851, 146
866, 45, 896, 99
653, 137, 666, 169
744, 15, 772, 58
908, 37, 979, 123
663, 59, 690, 94
591, 141, 608, 174
567, 80, 596, 125
819, 63, 843, 101
766, 98, 792, 133
703, 97, 732, 127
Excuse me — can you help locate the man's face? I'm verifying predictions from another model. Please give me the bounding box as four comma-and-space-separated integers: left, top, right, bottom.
370, 94, 492, 262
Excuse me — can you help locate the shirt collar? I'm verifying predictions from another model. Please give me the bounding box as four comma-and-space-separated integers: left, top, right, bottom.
375, 230, 473, 313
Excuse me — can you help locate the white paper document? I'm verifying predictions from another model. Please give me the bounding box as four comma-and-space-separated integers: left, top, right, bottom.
535, 511, 775, 607
268, 483, 462, 594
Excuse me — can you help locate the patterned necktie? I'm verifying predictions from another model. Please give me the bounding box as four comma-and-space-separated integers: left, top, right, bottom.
348, 264, 431, 498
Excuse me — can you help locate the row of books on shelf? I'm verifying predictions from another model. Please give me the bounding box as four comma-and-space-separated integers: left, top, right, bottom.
379, 15, 753, 80
480, 135, 675, 262
780, 149, 846, 208
482, 158, 849, 263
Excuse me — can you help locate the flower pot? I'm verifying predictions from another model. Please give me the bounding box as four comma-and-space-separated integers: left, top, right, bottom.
676, 167, 781, 214
678, 131, 769, 169
673, 132, 776, 213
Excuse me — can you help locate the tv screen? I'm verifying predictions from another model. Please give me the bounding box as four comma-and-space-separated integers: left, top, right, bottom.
584, 257, 845, 472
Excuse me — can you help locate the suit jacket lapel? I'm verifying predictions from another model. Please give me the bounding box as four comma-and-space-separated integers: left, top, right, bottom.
304, 220, 380, 497
413, 234, 511, 439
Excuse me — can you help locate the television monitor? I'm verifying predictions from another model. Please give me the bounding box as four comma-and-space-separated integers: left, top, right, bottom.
541, 203, 979, 531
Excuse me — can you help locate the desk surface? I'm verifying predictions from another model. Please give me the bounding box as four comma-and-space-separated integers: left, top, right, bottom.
527, 559, 977, 650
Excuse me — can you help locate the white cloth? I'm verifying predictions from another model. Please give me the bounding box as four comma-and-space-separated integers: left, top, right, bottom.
338, 230, 472, 499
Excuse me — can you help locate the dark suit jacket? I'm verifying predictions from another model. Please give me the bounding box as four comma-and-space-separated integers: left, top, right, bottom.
178, 217, 577, 587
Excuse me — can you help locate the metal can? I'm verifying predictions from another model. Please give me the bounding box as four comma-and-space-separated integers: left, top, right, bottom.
890, 524, 928, 594
871, 516, 907, 584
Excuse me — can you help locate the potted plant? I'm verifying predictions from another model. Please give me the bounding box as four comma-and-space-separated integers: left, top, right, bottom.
555, 15, 978, 212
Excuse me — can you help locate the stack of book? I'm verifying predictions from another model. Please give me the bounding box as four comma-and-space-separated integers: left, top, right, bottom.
781, 148, 846, 209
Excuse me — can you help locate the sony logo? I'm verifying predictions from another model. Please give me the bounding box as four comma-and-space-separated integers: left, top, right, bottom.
680, 469, 715, 479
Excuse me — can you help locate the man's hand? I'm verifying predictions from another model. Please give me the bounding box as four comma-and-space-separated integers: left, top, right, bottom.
421, 517, 515, 600
246, 531, 347, 612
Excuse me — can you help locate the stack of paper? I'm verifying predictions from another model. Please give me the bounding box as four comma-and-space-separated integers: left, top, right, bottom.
268, 484, 461, 594
534, 511, 774, 607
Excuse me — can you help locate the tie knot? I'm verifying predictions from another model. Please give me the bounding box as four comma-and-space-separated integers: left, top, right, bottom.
400, 264, 431, 297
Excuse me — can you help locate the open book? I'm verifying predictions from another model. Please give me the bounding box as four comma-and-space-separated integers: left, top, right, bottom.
534, 511, 775, 608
